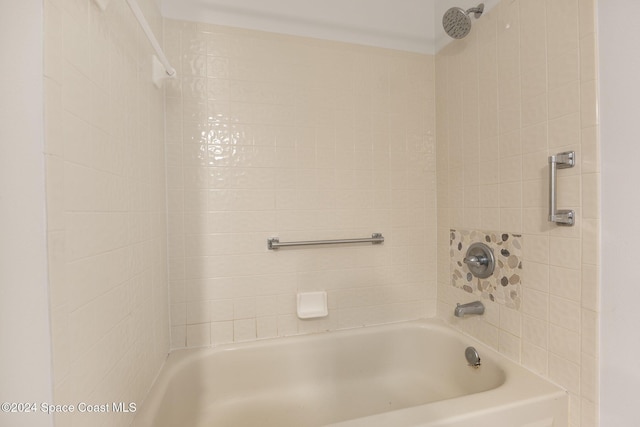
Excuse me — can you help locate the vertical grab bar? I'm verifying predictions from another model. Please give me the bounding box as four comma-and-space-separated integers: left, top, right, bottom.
548, 151, 576, 226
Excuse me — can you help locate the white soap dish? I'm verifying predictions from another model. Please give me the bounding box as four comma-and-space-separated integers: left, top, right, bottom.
297, 292, 328, 319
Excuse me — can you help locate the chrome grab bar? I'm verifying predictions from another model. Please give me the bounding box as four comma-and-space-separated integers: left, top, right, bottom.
548, 151, 575, 226
268, 233, 384, 250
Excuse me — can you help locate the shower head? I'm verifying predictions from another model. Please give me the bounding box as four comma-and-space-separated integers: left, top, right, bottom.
443, 3, 484, 39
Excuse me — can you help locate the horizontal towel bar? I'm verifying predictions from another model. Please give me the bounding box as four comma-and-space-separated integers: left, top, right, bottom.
268, 233, 384, 250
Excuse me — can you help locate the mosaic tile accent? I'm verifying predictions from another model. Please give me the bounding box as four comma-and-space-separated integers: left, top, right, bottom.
450, 229, 522, 310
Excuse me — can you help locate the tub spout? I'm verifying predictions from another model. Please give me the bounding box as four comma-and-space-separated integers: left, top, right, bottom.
454, 301, 485, 317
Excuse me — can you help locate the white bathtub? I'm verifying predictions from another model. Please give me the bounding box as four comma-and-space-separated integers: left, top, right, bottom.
132, 319, 567, 427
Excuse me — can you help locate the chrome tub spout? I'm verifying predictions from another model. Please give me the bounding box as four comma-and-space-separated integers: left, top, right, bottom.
454, 301, 485, 317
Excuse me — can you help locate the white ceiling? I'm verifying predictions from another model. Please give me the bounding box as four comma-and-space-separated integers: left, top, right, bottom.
161, 0, 500, 54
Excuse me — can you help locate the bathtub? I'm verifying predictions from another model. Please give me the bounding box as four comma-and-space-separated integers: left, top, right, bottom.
131, 319, 567, 427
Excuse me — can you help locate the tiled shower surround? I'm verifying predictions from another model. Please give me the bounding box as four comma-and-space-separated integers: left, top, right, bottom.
44, 0, 169, 426
436, 0, 599, 426
164, 21, 438, 348
39, 1, 600, 427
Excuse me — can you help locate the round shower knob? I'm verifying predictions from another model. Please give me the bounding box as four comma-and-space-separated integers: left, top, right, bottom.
463, 242, 495, 279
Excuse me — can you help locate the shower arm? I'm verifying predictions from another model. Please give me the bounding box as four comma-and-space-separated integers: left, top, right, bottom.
466, 4, 484, 18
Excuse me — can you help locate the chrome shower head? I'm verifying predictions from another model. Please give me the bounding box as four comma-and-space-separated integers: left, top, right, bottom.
443, 3, 484, 39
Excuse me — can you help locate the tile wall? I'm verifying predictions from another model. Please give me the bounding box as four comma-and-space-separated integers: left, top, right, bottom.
44, 0, 169, 426
164, 20, 437, 348
435, 0, 599, 426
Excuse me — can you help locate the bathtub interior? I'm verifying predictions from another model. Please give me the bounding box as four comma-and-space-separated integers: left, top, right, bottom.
141, 322, 508, 427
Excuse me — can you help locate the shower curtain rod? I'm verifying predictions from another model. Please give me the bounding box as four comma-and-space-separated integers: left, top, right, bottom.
125, 0, 176, 78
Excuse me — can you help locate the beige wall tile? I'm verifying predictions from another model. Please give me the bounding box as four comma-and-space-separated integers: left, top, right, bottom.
548, 49, 580, 90
44, 1, 169, 425
549, 353, 581, 394
550, 237, 582, 269
166, 20, 437, 348
582, 173, 600, 219
549, 323, 581, 363
522, 288, 549, 320
522, 341, 549, 376
549, 265, 582, 301
437, 1, 599, 425
549, 82, 581, 120
522, 314, 548, 349
187, 323, 211, 347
